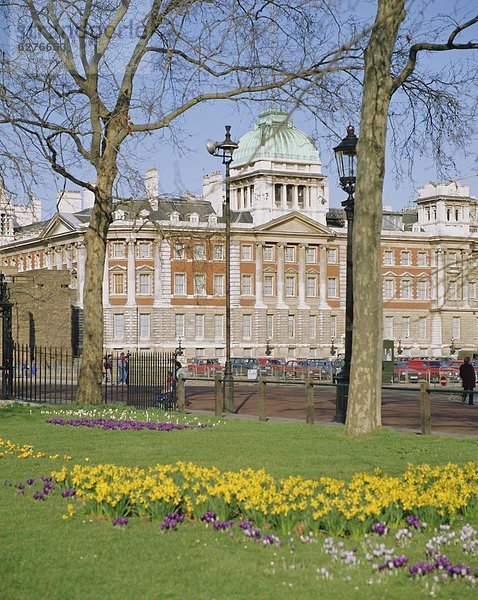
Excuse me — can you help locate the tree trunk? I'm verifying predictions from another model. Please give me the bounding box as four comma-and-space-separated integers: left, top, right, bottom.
75, 167, 115, 405
345, 0, 406, 435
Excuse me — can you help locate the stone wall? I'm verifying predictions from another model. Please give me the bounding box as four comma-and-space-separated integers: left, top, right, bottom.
7, 270, 77, 351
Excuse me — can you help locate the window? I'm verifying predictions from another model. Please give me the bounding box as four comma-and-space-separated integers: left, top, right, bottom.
306, 275, 317, 297
470, 282, 476, 301
241, 244, 253, 261
309, 315, 317, 339
213, 274, 224, 295
0, 213, 8, 235
306, 247, 316, 263
139, 314, 151, 340
241, 274, 253, 295
401, 316, 410, 339
288, 315, 295, 338
195, 314, 205, 339
113, 314, 124, 340
400, 279, 411, 299
266, 314, 274, 338
327, 248, 337, 264
242, 314, 252, 339
274, 184, 282, 207
263, 246, 274, 261
327, 277, 337, 298
285, 246, 295, 262
384, 316, 394, 339
298, 185, 305, 208
417, 280, 428, 300
383, 279, 394, 300
213, 244, 224, 260
137, 272, 152, 295
111, 242, 125, 258
453, 316, 461, 339
214, 315, 224, 340
173, 243, 185, 259
175, 314, 185, 338
330, 315, 337, 339
448, 251, 457, 266
264, 274, 274, 296
285, 275, 296, 297
194, 273, 206, 295
111, 272, 126, 295
383, 250, 393, 265
137, 242, 151, 258
447, 280, 458, 301
193, 243, 206, 260
174, 273, 186, 295
417, 252, 428, 267
190, 213, 199, 225
400, 251, 411, 266
418, 317, 427, 340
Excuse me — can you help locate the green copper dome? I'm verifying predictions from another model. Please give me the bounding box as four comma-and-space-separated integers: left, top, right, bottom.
232, 108, 320, 165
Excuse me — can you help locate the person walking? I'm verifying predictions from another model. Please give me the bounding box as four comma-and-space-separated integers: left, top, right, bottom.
459, 357, 476, 405
117, 352, 128, 384
102, 354, 113, 384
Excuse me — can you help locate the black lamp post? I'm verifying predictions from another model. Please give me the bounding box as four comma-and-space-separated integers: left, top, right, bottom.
397, 339, 403, 356
207, 126, 239, 412
265, 339, 273, 356
175, 337, 184, 357
330, 338, 337, 356
450, 339, 456, 355
333, 125, 358, 423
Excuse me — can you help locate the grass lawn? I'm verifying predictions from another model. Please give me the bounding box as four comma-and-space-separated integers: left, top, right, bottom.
1, 402, 478, 599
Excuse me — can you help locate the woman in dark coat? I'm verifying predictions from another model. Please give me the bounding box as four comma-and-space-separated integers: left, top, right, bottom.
459, 358, 476, 405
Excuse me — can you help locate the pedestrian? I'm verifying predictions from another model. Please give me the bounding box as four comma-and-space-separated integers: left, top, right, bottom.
102, 354, 113, 384
117, 352, 127, 384
459, 357, 476, 405
175, 360, 190, 405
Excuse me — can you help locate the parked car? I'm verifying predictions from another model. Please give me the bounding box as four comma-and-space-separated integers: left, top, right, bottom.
230, 357, 260, 375
187, 358, 222, 376
405, 359, 455, 383
393, 361, 420, 383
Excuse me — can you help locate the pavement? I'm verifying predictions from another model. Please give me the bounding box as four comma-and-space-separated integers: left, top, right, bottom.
185, 381, 478, 437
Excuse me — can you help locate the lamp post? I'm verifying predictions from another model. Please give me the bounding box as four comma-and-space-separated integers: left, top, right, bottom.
396, 339, 403, 356
175, 337, 184, 357
333, 125, 358, 423
450, 339, 456, 355
207, 126, 239, 412
265, 339, 273, 356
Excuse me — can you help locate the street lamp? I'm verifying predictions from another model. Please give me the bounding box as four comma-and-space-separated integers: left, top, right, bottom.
175, 337, 184, 356
330, 338, 337, 356
450, 339, 456, 355
207, 126, 239, 412
397, 339, 403, 356
265, 339, 273, 356
333, 125, 358, 423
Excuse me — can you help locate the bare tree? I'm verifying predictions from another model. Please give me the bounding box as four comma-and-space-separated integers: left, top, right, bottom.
346, 1, 478, 435
0, 0, 366, 404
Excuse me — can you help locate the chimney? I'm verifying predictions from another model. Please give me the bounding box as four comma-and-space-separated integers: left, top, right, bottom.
145, 167, 159, 202
83, 187, 95, 209
57, 190, 82, 213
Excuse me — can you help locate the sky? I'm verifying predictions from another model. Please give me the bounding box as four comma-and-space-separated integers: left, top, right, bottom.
1, 1, 477, 218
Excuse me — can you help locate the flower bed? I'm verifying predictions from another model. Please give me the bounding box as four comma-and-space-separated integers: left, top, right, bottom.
46, 417, 209, 432
0, 437, 71, 460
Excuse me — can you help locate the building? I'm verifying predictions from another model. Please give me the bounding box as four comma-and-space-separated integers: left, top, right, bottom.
0, 108, 477, 359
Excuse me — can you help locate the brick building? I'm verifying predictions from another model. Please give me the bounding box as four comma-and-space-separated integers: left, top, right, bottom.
0, 108, 477, 359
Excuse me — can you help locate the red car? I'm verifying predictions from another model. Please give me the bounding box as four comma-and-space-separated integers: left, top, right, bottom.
187, 358, 222, 376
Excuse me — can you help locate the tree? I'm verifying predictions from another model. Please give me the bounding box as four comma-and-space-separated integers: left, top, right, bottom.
346, 1, 478, 435
0, 0, 365, 404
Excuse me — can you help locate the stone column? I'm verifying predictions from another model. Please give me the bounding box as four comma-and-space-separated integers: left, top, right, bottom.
276, 243, 287, 309
298, 244, 309, 309
255, 242, 266, 308
318, 245, 327, 307
293, 185, 299, 209
126, 238, 136, 306
281, 184, 287, 208
436, 248, 445, 308
153, 240, 163, 306
462, 250, 469, 307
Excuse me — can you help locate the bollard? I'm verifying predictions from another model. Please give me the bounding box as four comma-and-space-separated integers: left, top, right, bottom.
258, 375, 267, 422
420, 380, 431, 435
215, 375, 223, 416
177, 375, 186, 413
305, 376, 314, 424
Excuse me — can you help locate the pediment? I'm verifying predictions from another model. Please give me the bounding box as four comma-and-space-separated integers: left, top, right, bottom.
41, 214, 77, 239
255, 212, 335, 237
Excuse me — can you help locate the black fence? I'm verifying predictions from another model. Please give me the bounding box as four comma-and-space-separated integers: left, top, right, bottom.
3, 344, 177, 408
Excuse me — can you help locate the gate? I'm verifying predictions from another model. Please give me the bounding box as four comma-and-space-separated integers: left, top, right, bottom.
126, 351, 177, 409
0, 273, 13, 399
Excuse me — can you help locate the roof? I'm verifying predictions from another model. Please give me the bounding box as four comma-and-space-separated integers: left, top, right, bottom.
232, 108, 321, 166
